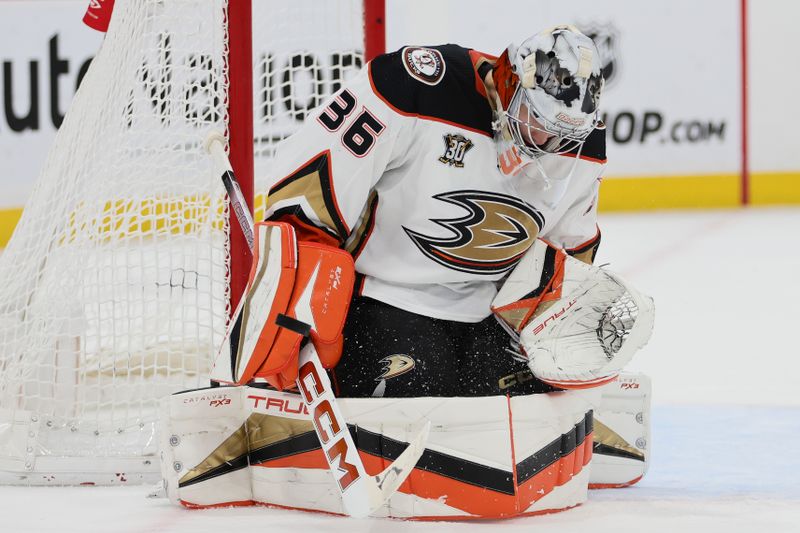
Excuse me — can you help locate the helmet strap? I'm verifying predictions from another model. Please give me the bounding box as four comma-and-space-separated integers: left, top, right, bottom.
491, 49, 518, 111
484, 51, 517, 142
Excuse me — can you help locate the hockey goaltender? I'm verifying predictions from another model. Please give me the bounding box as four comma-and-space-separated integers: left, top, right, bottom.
157, 24, 655, 519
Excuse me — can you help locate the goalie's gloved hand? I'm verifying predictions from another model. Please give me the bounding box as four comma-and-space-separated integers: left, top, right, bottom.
492, 240, 654, 389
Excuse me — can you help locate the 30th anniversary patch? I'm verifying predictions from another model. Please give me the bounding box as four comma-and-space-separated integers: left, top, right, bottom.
401, 46, 446, 85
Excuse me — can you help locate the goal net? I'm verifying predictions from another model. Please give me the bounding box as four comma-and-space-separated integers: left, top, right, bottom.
0, 0, 379, 485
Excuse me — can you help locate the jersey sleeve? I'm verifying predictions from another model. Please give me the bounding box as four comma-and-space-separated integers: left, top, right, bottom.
544, 125, 607, 263
545, 168, 603, 264
262, 62, 413, 247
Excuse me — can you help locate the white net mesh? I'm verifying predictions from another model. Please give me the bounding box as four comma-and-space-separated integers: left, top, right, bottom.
251, 0, 365, 218
0, 0, 367, 484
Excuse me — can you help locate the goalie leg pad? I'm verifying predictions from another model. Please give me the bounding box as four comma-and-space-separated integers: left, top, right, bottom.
234, 222, 298, 385
159, 386, 254, 507
159, 387, 600, 519
589, 372, 651, 488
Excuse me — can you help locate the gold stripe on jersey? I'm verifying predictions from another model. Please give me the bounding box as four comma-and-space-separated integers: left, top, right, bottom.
266, 151, 349, 242
344, 190, 379, 257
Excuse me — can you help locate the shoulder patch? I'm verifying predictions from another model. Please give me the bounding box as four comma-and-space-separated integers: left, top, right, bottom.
401, 47, 446, 86
370, 45, 494, 135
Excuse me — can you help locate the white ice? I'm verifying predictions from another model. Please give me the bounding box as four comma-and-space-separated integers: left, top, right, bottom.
2, 207, 799, 532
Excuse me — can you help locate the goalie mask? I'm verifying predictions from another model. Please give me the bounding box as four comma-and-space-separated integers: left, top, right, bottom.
492, 26, 604, 186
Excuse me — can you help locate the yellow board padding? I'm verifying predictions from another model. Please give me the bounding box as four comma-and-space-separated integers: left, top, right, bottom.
0, 208, 22, 249
598, 173, 741, 211
254, 190, 269, 223
1, 173, 799, 249
57, 195, 228, 245
749, 171, 800, 205
0, 196, 229, 250
598, 172, 800, 210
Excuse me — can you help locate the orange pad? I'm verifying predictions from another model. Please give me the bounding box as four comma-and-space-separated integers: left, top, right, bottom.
491, 242, 567, 334
234, 222, 298, 385
255, 241, 355, 390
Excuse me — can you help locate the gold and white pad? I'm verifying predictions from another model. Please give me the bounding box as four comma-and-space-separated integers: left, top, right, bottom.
159, 386, 601, 519
590, 372, 651, 488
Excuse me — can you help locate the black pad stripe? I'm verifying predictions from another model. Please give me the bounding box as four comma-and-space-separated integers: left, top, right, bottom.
179, 453, 250, 488
276, 314, 312, 337
516, 411, 593, 483
351, 425, 516, 495
593, 443, 645, 462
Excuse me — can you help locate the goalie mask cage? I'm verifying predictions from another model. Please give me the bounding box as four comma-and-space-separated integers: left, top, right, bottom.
0, 0, 385, 485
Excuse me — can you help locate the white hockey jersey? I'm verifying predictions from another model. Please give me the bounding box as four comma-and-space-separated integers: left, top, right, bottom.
264, 45, 606, 323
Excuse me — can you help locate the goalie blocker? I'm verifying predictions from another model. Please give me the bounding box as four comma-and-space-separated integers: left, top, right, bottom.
210, 221, 355, 389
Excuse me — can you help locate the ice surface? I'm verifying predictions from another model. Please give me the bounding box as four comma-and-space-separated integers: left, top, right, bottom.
2, 208, 799, 532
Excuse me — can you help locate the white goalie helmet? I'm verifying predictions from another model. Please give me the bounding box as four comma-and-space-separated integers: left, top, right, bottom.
492, 25, 604, 186
504, 25, 604, 157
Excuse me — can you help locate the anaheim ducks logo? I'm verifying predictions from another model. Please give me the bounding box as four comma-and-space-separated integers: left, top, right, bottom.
377, 354, 416, 381
403, 190, 544, 275
402, 47, 445, 86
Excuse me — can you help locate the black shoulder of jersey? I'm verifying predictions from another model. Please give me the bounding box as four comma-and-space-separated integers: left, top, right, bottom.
568, 122, 606, 162
369, 44, 494, 136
